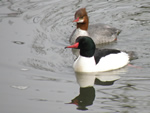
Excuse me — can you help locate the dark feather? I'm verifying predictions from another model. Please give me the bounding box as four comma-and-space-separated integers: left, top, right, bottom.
94, 49, 121, 64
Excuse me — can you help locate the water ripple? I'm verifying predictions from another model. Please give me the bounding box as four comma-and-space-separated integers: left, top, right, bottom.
1, 0, 150, 112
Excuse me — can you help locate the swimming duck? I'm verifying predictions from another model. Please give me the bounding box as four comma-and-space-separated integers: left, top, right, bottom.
69, 8, 121, 45
66, 36, 129, 72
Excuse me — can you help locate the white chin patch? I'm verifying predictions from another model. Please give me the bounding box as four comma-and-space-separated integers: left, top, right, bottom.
77, 19, 84, 23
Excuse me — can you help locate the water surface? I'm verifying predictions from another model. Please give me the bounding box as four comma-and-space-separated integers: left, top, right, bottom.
0, 0, 150, 113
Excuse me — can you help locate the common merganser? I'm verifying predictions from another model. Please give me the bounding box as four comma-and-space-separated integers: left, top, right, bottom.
69, 8, 121, 45
66, 36, 130, 72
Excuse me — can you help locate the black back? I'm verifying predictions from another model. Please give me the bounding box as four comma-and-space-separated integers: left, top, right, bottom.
75, 36, 121, 64
94, 49, 121, 64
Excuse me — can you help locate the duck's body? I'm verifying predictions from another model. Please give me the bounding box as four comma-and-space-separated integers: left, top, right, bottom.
74, 52, 129, 72
88, 23, 120, 44
69, 8, 121, 45
66, 36, 130, 73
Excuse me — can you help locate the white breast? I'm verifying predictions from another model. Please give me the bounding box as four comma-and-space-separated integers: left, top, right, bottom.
70, 28, 89, 44
73, 55, 96, 72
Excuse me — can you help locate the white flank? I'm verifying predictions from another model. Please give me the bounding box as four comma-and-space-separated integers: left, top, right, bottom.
73, 52, 130, 72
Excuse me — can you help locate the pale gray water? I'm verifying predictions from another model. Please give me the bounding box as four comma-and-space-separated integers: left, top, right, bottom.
0, 0, 150, 113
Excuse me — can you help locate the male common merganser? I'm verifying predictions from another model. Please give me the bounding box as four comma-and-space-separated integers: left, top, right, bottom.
66, 36, 130, 72
69, 8, 121, 45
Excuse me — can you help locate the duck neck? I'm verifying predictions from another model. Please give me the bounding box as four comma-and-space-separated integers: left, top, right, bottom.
80, 49, 95, 57
77, 16, 89, 30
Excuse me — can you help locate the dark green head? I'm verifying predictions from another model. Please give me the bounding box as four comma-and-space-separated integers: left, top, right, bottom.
66, 36, 96, 57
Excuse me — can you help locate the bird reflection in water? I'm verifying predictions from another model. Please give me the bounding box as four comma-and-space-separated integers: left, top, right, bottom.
71, 86, 95, 110
67, 69, 126, 110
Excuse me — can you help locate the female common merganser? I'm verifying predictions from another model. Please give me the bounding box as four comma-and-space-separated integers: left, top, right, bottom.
69, 8, 121, 45
66, 36, 130, 72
